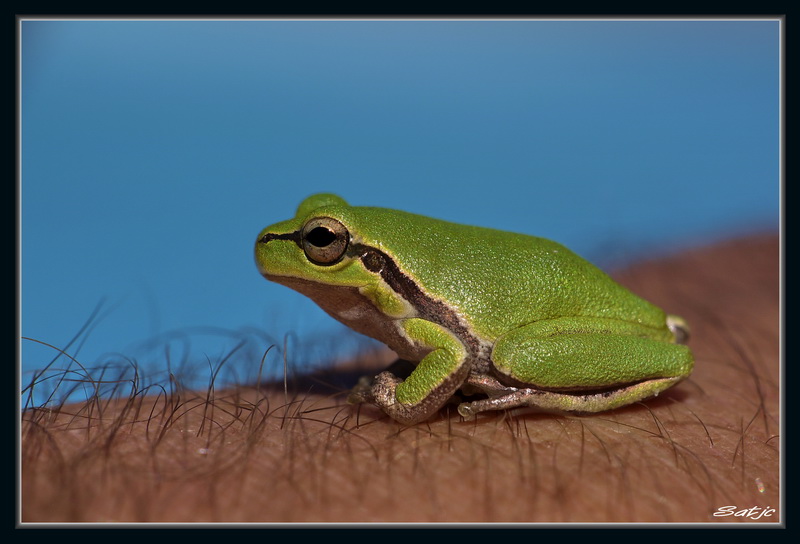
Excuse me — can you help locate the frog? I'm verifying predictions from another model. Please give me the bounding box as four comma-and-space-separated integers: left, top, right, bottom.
254, 193, 694, 425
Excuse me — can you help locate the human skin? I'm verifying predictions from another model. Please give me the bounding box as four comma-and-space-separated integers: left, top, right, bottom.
20, 234, 780, 523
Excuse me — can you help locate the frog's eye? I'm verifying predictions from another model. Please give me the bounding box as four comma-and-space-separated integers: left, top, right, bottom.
301, 217, 349, 265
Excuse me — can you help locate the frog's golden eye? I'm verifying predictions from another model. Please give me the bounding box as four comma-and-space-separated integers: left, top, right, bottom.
301, 217, 349, 265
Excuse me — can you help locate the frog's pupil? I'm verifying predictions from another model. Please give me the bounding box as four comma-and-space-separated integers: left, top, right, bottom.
307, 226, 336, 247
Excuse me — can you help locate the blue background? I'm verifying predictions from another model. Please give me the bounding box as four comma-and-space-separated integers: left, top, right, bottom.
20, 19, 779, 400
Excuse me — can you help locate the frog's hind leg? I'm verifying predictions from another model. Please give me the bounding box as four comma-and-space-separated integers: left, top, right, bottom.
457, 376, 683, 420
457, 318, 693, 420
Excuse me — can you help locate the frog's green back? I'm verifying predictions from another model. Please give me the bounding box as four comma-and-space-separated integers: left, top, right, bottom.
338, 204, 666, 340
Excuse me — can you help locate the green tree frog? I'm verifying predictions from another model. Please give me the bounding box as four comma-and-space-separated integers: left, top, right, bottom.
255, 194, 694, 425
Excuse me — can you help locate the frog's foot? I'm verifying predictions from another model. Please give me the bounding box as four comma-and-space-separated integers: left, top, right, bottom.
364, 371, 404, 408
346, 371, 403, 407
457, 377, 684, 420
346, 359, 416, 405
348, 371, 428, 425
350, 369, 468, 425
346, 374, 377, 405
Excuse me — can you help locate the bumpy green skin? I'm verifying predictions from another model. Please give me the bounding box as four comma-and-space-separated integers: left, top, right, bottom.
255, 194, 694, 425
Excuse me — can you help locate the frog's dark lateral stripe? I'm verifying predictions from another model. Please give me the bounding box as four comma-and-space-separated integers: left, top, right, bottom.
350, 243, 484, 357
259, 231, 483, 356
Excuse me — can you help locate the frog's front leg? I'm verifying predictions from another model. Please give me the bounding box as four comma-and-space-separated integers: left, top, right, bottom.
348, 318, 470, 425
459, 317, 694, 420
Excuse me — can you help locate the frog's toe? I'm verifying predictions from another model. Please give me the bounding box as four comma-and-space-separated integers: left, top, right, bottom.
346, 390, 368, 405
347, 375, 377, 404
457, 402, 478, 420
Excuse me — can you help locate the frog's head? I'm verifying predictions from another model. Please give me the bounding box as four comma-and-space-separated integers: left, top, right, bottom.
255, 192, 413, 318
255, 193, 353, 278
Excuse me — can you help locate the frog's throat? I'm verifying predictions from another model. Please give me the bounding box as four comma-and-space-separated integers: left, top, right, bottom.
258, 231, 486, 359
